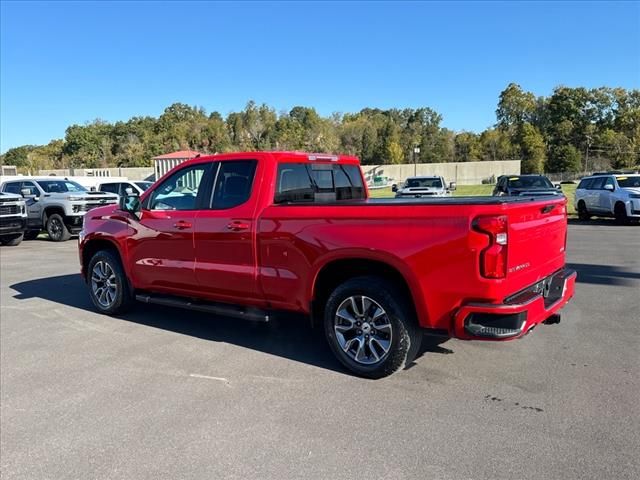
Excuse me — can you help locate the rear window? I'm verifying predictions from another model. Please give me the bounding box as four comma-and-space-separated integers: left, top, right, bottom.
507, 176, 553, 188
275, 163, 365, 204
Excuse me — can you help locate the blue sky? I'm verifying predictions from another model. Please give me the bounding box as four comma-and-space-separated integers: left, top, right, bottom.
1, 0, 639, 152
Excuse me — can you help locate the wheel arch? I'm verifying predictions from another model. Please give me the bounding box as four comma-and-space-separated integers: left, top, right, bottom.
43, 205, 66, 222
81, 237, 127, 283
310, 256, 427, 329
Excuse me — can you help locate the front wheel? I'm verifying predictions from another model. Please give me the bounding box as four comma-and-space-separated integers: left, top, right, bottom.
87, 250, 134, 315
46, 214, 71, 242
324, 276, 422, 379
614, 202, 629, 225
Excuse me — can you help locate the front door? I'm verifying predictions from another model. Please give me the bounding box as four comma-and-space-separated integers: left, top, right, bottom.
193, 159, 263, 305
127, 163, 213, 294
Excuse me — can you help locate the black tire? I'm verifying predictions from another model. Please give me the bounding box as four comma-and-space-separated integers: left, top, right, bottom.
23, 230, 40, 240
614, 202, 629, 225
0, 233, 23, 246
46, 214, 71, 242
577, 201, 590, 221
323, 276, 422, 379
87, 249, 134, 315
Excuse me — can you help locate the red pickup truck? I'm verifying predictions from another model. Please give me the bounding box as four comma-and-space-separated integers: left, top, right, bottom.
79, 151, 576, 378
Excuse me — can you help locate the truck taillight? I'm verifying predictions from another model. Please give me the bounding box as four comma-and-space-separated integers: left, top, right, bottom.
473, 215, 508, 279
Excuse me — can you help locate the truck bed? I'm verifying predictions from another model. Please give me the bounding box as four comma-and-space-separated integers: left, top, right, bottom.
275, 195, 562, 207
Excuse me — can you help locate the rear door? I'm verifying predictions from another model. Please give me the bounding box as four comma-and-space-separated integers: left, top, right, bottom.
599, 176, 615, 213
587, 177, 606, 211
193, 159, 262, 304
127, 162, 213, 293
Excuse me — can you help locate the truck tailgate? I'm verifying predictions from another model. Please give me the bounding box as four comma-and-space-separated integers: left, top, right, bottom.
506, 196, 567, 293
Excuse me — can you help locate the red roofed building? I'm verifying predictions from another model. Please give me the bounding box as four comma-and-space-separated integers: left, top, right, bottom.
153, 150, 202, 179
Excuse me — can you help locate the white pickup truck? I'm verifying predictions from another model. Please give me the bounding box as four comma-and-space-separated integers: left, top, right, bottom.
392, 176, 456, 198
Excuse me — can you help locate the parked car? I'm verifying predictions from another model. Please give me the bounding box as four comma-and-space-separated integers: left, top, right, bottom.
0, 191, 27, 246
392, 176, 456, 197
0, 177, 118, 241
493, 175, 561, 197
97, 180, 153, 197
79, 151, 575, 378
575, 173, 640, 223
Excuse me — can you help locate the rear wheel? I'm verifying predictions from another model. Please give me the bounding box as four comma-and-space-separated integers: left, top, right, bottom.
0, 233, 23, 246
577, 201, 590, 221
46, 214, 71, 242
614, 202, 629, 225
87, 250, 134, 315
324, 276, 421, 379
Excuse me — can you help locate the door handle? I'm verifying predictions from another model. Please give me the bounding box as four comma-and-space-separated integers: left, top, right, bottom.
173, 220, 192, 230
226, 220, 250, 231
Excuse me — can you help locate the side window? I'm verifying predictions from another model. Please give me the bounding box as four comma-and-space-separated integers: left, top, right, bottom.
603, 177, 615, 190
3, 182, 22, 194
118, 183, 133, 196
148, 164, 210, 211
590, 177, 606, 190
333, 164, 366, 200
211, 160, 257, 209
100, 183, 119, 194
22, 181, 39, 196
275, 163, 366, 204
275, 164, 315, 203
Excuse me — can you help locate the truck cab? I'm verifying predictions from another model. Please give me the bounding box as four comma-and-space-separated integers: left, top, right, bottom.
0, 191, 27, 246
392, 176, 455, 198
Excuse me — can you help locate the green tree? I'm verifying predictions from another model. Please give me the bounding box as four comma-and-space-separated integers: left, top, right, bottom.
517, 123, 546, 173
496, 83, 537, 130
548, 145, 582, 173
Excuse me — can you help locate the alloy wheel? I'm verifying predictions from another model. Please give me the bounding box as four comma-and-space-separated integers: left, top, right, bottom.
334, 295, 393, 365
91, 261, 117, 308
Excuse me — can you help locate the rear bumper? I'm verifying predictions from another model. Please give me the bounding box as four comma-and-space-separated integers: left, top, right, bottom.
453, 268, 577, 340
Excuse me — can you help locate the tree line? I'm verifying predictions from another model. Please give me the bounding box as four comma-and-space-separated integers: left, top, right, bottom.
2, 84, 639, 174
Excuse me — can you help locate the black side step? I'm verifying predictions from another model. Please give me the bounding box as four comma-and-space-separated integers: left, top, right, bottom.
135, 294, 270, 322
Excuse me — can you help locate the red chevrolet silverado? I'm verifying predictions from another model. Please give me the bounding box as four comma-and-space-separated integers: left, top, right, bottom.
79, 151, 576, 378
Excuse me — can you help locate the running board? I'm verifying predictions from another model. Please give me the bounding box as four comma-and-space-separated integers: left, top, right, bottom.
135, 293, 270, 322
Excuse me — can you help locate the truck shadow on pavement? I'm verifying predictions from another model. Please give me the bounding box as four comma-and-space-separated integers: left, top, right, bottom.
9, 274, 451, 377
567, 263, 640, 287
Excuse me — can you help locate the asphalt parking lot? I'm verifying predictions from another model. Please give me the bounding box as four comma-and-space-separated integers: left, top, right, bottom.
1, 221, 639, 480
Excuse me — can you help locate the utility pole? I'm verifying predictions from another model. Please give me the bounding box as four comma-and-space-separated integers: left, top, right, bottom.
413, 146, 420, 176
584, 135, 592, 174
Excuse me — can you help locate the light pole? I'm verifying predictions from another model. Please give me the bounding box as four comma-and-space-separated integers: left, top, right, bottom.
413, 146, 420, 176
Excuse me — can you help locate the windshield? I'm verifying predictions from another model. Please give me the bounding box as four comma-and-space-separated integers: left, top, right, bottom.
135, 182, 153, 191
36, 180, 87, 193
616, 176, 640, 188
507, 176, 553, 189
406, 178, 443, 188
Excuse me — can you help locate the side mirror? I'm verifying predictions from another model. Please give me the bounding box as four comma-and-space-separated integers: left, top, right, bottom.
555, 184, 562, 189
20, 188, 38, 200
604, 184, 614, 191
449, 182, 457, 191
119, 190, 141, 218
391, 184, 398, 193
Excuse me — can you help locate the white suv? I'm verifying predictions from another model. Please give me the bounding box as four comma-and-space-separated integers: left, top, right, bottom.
575, 173, 640, 223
